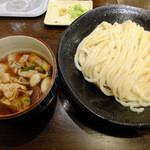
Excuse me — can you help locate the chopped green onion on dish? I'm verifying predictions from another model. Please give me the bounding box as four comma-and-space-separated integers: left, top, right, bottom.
22, 97, 30, 110
21, 65, 44, 73
68, 4, 87, 22
21, 65, 37, 72
34, 65, 45, 73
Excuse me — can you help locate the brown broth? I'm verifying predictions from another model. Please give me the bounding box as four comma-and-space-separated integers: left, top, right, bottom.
5, 68, 18, 77
0, 56, 7, 63
0, 105, 17, 115
0, 51, 53, 115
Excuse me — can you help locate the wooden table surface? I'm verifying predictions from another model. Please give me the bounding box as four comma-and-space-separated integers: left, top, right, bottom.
0, 1, 150, 150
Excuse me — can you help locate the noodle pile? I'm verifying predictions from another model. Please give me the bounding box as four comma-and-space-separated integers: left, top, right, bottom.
74, 20, 150, 113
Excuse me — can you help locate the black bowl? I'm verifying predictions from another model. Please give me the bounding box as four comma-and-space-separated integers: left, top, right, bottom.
57, 4, 150, 128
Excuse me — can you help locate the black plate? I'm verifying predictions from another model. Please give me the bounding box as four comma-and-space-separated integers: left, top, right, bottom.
57, 4, 150, 128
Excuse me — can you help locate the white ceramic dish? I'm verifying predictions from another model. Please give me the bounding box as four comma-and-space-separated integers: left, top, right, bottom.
0, 0, 49, 17
44, 0, 93, 26
0, 35, 57, 121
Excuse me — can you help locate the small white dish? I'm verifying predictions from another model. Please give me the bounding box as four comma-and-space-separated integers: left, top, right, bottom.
44, 0, 93, 26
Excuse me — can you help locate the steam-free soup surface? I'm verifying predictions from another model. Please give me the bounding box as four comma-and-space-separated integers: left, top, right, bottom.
0, 52, 52, 115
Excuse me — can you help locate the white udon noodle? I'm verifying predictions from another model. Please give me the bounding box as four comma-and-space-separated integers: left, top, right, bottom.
74, 20, 150, 113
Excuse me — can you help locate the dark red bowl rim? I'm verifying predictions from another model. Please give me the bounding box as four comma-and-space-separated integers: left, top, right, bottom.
0, 34, 57, 119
